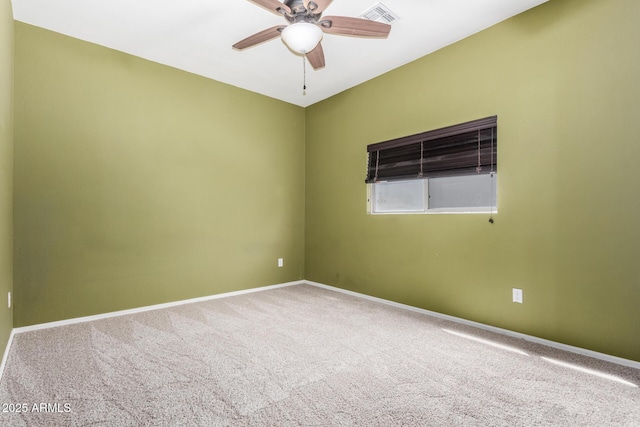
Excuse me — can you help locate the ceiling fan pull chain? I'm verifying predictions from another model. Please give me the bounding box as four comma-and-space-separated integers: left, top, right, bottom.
303, 56, 307, 94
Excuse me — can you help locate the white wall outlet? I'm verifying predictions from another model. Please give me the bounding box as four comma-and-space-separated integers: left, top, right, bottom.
512, 288, 523, 304
8, 291, 11, 308
277, 258, 284, 268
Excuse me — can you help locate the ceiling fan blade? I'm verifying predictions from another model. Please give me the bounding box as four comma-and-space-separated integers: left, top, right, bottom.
232, 25, 286, 50
306, 42, 325, 70
247, 0, 291, 15
320, 16, 391, 38
303, 0, 333, 13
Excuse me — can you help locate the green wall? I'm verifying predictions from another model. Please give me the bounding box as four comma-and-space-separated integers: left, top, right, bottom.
0, 0, 13, 358
305, 0, 640, 362
14, 23, 305, 326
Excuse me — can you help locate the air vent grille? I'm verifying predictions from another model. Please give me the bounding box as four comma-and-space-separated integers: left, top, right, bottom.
358, 2, 399, 24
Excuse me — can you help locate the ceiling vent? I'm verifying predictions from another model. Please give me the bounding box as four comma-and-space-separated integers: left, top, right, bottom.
358, 2, 399, 24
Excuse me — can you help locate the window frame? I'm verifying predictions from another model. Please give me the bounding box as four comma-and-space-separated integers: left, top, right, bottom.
367, 173, 498, 215
365, 116, 497, 215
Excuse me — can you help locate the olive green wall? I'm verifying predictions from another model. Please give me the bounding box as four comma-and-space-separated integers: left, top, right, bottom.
0, 0, 13, 356
14, 23, 305, 326
305, 0, 640, 362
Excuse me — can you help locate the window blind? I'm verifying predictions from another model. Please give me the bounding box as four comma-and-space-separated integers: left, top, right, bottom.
365, 116, 497, 183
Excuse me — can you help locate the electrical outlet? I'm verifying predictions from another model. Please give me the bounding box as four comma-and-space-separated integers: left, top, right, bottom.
8, 292, 11, 308
512, 288, 523, 304
277, 258, 284, 268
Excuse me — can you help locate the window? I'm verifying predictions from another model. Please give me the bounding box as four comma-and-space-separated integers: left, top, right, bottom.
366, 116, 497, 214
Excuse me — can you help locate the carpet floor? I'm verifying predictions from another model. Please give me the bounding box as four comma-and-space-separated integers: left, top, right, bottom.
0, 284, 638, 426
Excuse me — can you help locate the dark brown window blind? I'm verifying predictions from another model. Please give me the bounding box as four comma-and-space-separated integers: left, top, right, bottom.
365, 116, 497, 183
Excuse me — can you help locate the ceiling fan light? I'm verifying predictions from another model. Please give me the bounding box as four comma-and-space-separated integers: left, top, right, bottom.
281, 23, 323, 54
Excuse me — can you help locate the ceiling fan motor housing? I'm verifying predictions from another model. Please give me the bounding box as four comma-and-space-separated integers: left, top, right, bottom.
283, 0, 323, 24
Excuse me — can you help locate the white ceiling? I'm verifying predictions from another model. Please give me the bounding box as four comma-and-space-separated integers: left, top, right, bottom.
12, 0, 548, 107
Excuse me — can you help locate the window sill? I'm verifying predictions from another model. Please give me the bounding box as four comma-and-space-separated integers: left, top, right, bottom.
370, 208, 497, 215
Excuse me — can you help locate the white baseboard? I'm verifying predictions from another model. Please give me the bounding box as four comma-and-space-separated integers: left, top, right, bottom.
13, 280, 305, 334
0, 329, 16, 382
304, 280, 640, 370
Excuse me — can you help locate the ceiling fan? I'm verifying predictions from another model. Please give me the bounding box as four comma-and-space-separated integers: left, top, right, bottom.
232, 0, 392, 70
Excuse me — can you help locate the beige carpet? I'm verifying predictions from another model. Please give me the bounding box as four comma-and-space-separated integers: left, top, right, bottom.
0, 284, 638, 426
